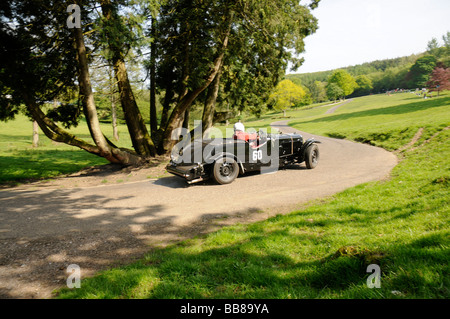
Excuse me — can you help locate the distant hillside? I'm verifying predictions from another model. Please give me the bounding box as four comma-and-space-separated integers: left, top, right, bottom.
286, 52, 424, 89
283, 33, 449, 103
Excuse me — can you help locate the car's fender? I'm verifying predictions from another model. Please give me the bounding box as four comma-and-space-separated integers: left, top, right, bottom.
300, 138, 321, 158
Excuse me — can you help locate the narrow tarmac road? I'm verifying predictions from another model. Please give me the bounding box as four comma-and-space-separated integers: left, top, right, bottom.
0, 123, 397, 298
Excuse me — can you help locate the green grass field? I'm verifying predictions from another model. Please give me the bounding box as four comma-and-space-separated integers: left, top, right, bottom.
288, 93, 450, 151
54, 92, 449, 299
0, 116, 134, 184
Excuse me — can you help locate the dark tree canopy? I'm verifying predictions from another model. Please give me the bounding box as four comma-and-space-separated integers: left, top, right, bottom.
406, 55, 437, 88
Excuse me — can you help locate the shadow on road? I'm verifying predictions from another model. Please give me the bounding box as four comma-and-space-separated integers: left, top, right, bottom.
0, 187, 273, 298
153, 176, 191, 189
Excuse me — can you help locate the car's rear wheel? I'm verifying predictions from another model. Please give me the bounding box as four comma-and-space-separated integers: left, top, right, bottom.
305, 144, 319, 169
213, 156, 239, 184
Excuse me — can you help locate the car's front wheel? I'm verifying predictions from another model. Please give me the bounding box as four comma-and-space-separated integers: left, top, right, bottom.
212, 156, 239, 184
305, 144, 319, 169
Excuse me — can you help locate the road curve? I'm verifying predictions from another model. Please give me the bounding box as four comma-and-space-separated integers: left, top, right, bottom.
0, 123, 398, 298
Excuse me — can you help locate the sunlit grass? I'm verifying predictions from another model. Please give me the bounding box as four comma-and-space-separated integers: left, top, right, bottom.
0, 116, 116, 183
288, 92, 450, 150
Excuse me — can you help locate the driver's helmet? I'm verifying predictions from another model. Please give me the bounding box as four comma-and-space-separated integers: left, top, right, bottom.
234, 122, 245, 132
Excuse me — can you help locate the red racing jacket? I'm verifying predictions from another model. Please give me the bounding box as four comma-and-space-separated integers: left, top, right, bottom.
233, 131, 258, 142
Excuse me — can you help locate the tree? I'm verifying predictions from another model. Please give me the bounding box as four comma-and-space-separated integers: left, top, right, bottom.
426, 67, 450, 96
326, 83, 344, 103
327, 69, 357, 99
1, 1, 95, 152
306, 81, 327, 103
443, 31, 450, 54
99, 0, 157, 157
90, 60, 121, 141
73, 24, 128, 163
156, 0, 234, 152
427, 37, 441, 57
151, 0, 320, 148
406, 55, 437, 88
269, 80, 306, 116
353, 75, 373, 96
0, 0, 142, 164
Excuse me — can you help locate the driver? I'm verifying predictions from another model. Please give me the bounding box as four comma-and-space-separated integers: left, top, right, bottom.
233, 121, 257, 142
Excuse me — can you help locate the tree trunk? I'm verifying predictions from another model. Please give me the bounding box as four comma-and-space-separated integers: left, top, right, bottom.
179, 30, 191, 132
149, 16, 158, 136
74, 27, 114, 159
159, 13, 232, 153
109, 67, 119, 141
160, 63, 224, 153
100, 0, 156, 157
24, 94, 101, 156
160, 82, 173, 130
32, 120, 39, 148
182, 105, 190, 130
202, 64, 223, 137
73, 25, 141, 165
111, 93, 119, 141
113, 58, 156, 156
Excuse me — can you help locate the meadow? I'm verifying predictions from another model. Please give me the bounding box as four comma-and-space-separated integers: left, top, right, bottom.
0, 115, 126, 184
53, 92, 449, 299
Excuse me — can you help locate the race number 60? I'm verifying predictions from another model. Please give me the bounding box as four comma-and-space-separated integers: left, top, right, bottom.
252, 150, 262, 161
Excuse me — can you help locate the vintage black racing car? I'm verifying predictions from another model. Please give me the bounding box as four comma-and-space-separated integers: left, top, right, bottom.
166, 130, 320, 185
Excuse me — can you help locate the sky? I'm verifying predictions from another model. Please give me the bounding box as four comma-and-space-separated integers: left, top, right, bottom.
292, 0, 450, 74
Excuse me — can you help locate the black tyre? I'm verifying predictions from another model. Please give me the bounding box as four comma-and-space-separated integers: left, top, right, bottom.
305, 144, 319, 169
213, 156, 239, 184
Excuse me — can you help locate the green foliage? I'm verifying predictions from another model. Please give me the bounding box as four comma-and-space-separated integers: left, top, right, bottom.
46, 103, 81, 129
327, 69, 358, 98
326, 83, 344, 102
306, 81, 328, 103
0, 0, 81, 122
269, 80, 307, 112
97, 0, 148, 60
287, 53, 422, 93
427, 37, 442, 57
153, 0, 319, 119
353, 75, 373, 96
2, 0, 321, 158
371, 65, 411, 92
406, 55, 437, 88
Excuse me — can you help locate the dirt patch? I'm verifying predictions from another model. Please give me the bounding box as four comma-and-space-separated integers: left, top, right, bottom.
397, 128, 424, 153
407, 126, 449, 152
